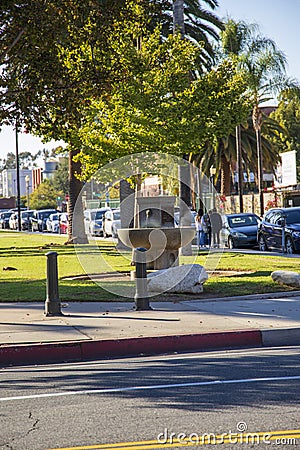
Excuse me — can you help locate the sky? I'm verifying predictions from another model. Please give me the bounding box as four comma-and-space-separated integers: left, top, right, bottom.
1, 0, 299, 162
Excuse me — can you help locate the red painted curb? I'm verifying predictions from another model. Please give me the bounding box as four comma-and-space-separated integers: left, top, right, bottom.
0, 330, 262, 367
0, 341, 82, 367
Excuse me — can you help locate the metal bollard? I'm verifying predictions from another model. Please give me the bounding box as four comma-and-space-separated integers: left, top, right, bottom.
45, 251, 62, 316
281, 215, 286, 254
133, 247, 152, 311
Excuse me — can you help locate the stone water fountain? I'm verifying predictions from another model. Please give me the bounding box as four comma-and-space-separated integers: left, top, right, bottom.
118, 196, 195, 270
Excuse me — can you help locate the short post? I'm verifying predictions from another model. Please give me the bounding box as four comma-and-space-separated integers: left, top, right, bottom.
45, 251, 62, 316
282, 215, 286, 255
133, 247, 151, 311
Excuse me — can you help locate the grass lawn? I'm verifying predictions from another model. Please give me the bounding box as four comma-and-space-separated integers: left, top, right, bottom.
0, 231, 299, 302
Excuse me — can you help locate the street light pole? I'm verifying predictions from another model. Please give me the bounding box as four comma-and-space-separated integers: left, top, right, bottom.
25, 175, 30, 210
236, 124, 244, 213
253, 105, 264, 216
256, 128, 264, 216
210, 166, 216, 210
15, 121, 22, 231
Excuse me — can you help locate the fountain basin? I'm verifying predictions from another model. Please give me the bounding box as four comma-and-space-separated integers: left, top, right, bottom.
118, 227, 195, 250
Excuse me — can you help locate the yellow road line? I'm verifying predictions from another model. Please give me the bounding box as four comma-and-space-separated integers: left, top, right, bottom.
48, 429, 300, 450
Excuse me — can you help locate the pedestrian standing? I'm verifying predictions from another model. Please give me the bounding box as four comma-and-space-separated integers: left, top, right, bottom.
209, 208, 222, 248
195, 208, 206, 250
202, 212, 211, 247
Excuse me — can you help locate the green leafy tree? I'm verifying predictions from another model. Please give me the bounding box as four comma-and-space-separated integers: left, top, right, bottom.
50, 157, 69, 197
0, 0, 153, 243
0, 150, 41, 170
0, 152, 16, 169
29, 180, 62, 210
75, 31, 250, 179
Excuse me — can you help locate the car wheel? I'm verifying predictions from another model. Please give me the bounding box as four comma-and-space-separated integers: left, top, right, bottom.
285, 237, 295, 254
258, 235, 267, 252
103, 230, 108, 238
228, 237, 235, 249
112, 228, 117, 239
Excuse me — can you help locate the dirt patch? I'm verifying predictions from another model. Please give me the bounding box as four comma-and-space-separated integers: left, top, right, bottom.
208, 270, 254, 277
63, 272, 131, 281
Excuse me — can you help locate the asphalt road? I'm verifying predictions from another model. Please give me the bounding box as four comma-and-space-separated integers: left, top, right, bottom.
0, 347, 300, 449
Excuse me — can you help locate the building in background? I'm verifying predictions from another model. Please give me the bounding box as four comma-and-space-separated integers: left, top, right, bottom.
42, 159, 60, 180
1, 169, 33, 197
32, 167, 43, 191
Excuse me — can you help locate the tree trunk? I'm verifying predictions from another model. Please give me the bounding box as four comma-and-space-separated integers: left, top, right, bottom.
220, 154, 231, 196
66, 148, 88, 244
173, 0, 185, 37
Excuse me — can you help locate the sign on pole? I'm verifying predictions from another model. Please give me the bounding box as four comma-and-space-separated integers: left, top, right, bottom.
275, 150, 297, 187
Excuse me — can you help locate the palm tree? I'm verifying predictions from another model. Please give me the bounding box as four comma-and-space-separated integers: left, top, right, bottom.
221, 19, 288, 215
152, 0, 223, 71
173, 0, 185, 36
194, 113, 286, 196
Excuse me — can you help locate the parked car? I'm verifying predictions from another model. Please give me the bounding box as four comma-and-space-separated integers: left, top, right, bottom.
46, 213, 61, 233
221, 213, 261, 249
103, 209, 121, 238
9, 210, 35, 231
0, 211, 12, 229
59, 213, 69, 234
31, 209, 58, 232
175, 209, 200, 245
9, 212, 18, 230
258, 207, 300, 254
21, 210, 35, 230
174, 209, 197, 227
84, 208, 110, 236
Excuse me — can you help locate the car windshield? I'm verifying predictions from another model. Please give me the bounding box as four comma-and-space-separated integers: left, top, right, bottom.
113, 212, 120, 220
51, 214, 59, 221
95, 211, 105, 220
3, 212, 12, 218
22, 211, 33, 219
285, 210, 300, 225
228, 215, 258, 228
42, 211, 55, 219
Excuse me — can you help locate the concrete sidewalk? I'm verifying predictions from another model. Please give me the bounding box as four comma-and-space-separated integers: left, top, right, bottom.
1, 291, 300, 367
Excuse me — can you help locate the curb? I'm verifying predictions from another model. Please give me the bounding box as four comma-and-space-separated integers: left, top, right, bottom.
1, 328, 300, 368
192, 290, 300, 303
0, 329, 262, 367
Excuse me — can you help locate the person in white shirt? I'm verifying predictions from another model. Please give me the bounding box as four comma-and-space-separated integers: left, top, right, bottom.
195, 208, 206, 250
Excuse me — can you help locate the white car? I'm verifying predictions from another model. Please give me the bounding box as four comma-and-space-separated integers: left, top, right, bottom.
9, 210, 35, 231
46, 213, 61, 233
103, 209, 121, 238
8, 212, 18, 230
84, 207, 110, 236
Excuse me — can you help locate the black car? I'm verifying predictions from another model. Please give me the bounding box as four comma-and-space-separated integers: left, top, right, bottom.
258, 207, 300, 254
31, 209, 58, 232
20, 210, 35, 231
221, 213, 261, 249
